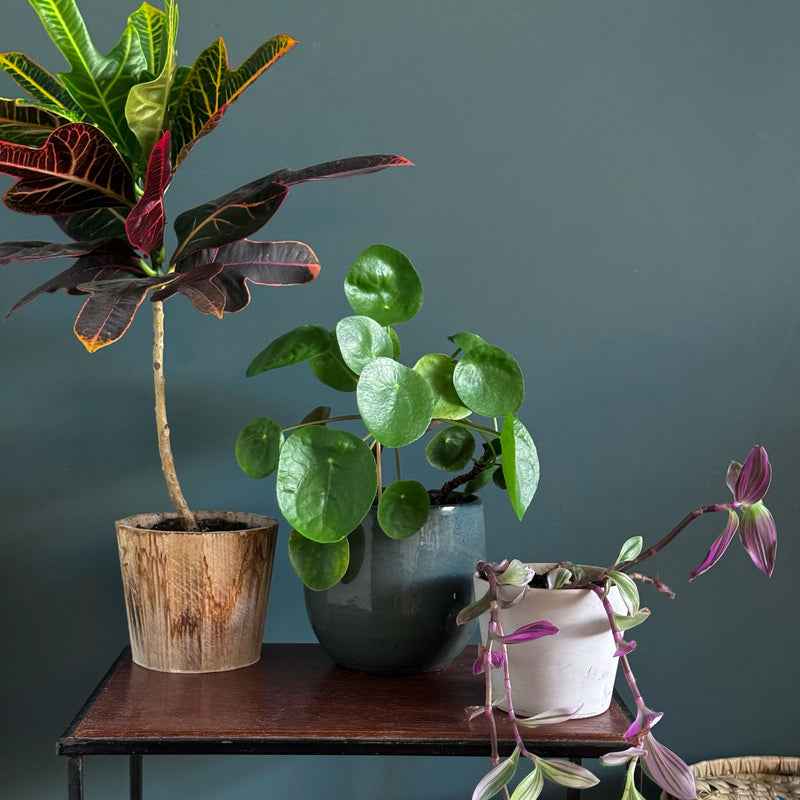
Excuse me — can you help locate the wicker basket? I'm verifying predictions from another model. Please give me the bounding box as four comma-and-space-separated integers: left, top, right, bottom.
661, 756, 800, 800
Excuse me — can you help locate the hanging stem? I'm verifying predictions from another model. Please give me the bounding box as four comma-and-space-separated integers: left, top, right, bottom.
152, 301, 197, 530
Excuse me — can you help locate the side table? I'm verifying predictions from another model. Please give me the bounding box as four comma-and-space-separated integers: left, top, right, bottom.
57, 644, 636, 800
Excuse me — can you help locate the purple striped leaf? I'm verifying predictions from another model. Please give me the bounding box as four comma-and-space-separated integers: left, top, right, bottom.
689, 509, 739, 582
733, 445, 771, 505
640, 733, 696, 800
499, 620, 559, 645
739, 502, 777, 577
167, 239, 320, 314
125, 131, 172, 256
0, 123, 135, 214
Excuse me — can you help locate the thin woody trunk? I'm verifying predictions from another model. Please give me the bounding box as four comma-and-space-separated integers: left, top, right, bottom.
152, 300, 197, 530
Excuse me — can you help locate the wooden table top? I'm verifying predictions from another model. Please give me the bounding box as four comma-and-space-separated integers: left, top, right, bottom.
57, 644, 633, 757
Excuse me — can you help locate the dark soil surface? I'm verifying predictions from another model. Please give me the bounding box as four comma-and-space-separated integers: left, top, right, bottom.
145, 517, 249, 533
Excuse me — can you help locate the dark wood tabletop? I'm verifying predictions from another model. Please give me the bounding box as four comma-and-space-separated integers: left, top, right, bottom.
57, 644, 633, 758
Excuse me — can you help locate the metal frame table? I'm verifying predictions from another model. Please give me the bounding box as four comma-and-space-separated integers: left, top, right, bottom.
57, 643, 636, 800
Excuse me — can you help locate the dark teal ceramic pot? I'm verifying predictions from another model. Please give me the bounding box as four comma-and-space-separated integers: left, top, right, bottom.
304, 495, 485, 675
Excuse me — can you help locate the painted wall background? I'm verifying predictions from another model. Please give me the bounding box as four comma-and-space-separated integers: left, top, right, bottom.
0, 1, 798, 798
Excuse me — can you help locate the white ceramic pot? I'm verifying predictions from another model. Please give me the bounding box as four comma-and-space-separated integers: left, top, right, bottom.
474, 563, 625, 718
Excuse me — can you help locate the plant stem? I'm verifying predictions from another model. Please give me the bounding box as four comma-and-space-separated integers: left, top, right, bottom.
152, 301, 197, 530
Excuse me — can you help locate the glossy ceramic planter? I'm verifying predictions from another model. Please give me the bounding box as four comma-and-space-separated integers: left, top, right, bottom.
305, 496, 485, 675
116, 510, 278, 673
474, 564, 625, 717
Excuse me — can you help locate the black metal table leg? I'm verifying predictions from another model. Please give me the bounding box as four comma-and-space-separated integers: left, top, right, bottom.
67, 756, 83, 800
130, 755, 142, 800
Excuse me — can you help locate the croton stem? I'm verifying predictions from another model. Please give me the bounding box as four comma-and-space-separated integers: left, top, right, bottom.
152, 301, 197, 531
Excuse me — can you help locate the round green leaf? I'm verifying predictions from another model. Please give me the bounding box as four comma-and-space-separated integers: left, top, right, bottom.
499, 414, 539, 520
344, 244, 423, 325
357, 357, 434, 447
425, 426, 476, 471
413, 353, 471, 420
277, 426, 376, 542
336, 315, 395, 374
453, 344, 524, 417
288, 529, 350, 590
309, 337, 359, 392
387, 326, 401, 358
246, 325, 332, 377
235, 418, 282, 478
447, 331, 488, 353
377, 480, 431, 540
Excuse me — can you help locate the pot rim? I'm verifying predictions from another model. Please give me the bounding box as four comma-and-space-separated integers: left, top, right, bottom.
115, 510, 279, 534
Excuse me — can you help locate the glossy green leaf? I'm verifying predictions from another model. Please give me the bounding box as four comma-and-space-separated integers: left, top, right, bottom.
357, 358, 433, 447
413, 353, 471, 420
344, 244, 423, 325
235, 417, 282, 479
0, 52, 82, 115
608, 570, 640, 615
288, 529, 350, 591
277, 426, 376, 543
454, 344, 524, 417
0, 98, 73, 145
499, 415, 539, 521
615, 536, 643, 565
29, 0, 147, 156
387, 326, 401, 358
464, 466, 496, 497
377, 480, 430, 540
125, 0, 178, 161
309, 338, 359, 392
473, 747, 520, 800
425, 426, 475, 471
448, 331, 488, 353
169, 33, 296, 166
509, 767, 544, 800
246, 325, 332, 377
336, 315, 394, 374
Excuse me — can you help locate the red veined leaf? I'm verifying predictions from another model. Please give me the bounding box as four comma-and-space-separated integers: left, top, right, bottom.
74, 274, 170, 352
171, 180, 288, 263
6, 238, 144, 316
270, 154, 415, 186
0, 98, 74, 146
171, 239, 320, 314
53, 207, 128, 241
150, 261, 226, 317
169, 34, 297, 167
0, 122, 136, 214
0, 238, 103, 265
125, 130, 172, 255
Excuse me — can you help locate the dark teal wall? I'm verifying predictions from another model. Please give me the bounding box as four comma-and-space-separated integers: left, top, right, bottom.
1, 2, 798, 798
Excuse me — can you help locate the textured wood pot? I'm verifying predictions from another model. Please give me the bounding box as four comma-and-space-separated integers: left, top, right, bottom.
116, 511, 278, 673
475, 564, 626, 718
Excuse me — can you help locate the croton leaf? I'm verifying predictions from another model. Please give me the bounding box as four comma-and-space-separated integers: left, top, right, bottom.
6, 238, 144, 316
172, 181, 289, 263
125, 130, 172, 255
0, 98, 74, 146
0, 123, 136, 214
269, 154, 415, 186
0, 238, 102, 266
169, 33, 297, 167
166, 239, 320, 313
0, 52, 83, 116
125, 0, 178, 160
151, 261, 226, 317
74, 273, 170, 352
28, 0, 147, 156
53, 207, 128, 241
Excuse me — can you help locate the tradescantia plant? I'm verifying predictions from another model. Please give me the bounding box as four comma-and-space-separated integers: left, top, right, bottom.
236, 244, 540, 590
0, 0, 410, 529
457, 444, 778, 800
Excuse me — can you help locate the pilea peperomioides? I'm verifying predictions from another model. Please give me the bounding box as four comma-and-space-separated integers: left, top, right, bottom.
0, 0, 411, 529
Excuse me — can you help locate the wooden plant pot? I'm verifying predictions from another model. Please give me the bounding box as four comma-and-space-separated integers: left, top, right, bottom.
116, 511, 278, 673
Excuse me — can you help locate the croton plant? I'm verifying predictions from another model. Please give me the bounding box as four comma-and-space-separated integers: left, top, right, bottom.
0, 0, 410, 528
